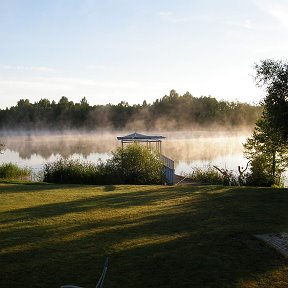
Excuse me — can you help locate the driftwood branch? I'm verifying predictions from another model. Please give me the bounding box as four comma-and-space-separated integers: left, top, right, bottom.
238, 160, 251, 176
213, 165, 230, 177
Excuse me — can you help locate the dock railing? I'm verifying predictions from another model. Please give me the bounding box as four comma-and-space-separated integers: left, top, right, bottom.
160, 155, 175, 185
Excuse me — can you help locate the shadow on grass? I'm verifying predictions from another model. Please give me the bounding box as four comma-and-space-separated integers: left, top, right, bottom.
104, 185, 117, 192
1, 185, 288, 288
0, 182, 72, 194
0, 185, 218, 223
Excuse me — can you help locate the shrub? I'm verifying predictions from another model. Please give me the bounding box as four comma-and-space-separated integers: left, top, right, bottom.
0, 162, 31, 180
43, 157, 105, 184
43, 145, 165, 185
107, 144, 165, 185
189, 165, 238, 186
189, 166, 224, 185
244, 155, 283, 187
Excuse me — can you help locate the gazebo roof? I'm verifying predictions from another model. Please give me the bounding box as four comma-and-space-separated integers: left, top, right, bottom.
117, 132, 165, 141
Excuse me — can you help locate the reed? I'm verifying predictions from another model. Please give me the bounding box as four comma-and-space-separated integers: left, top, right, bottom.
43, 144, 165, 185
0, 162, 31, 180
43, 157, 105, 184
189, 165, 226, 185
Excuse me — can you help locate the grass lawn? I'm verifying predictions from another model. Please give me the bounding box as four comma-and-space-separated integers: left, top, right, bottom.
1, 183, 288, 288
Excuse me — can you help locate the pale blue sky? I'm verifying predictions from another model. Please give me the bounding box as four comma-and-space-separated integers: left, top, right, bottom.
1, 0, 288, 109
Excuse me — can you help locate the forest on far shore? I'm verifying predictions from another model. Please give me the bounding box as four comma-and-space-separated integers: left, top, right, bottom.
0, 90, 262, 132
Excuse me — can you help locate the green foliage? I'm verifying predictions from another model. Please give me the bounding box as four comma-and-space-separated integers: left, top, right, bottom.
43, 157, 106, 184
254, 59, 288, 142
244, 155, 276, 187
0, 90, 262, 131
0, 162, 31, 180
107, 144, 165, 185
189, 165, 235, 185
43, 145, 165, 185
243, 108, 288, 186
243, 59, 288, 186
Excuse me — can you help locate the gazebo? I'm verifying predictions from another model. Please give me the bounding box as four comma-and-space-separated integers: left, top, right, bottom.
117, 132, 165, 153
117, 132, 175, 185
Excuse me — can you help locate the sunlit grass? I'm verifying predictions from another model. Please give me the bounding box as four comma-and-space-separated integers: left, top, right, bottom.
1, 183, 288, 287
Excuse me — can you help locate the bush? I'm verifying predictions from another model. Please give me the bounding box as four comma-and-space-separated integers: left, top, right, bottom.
189, 165, 237, 186
107, 144, 165, 185
189, 166, 224, 185
43, 144, 165, 185
0, 162, 31, 180
244, 155, 283, 187
43, 157, 106, 184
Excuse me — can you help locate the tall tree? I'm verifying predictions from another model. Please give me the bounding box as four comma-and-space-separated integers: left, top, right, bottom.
243, 109, 288, 186
254, 59, 288, 142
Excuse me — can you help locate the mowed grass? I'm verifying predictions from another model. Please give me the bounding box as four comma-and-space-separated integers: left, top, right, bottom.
1, 183, 288, 288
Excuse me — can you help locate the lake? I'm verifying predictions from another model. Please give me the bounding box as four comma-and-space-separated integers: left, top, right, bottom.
0, 130, 252, 180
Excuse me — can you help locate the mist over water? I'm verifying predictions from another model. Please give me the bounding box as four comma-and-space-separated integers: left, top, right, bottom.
0, 130, 251, 176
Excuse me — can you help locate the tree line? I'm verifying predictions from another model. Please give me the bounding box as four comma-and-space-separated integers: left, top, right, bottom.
0, 90, 262, 131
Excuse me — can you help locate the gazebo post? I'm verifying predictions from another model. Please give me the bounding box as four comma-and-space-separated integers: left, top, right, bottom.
117, 132, 165, 154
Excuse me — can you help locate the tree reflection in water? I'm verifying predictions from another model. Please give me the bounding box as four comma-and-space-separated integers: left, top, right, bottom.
0, 130, 250, 176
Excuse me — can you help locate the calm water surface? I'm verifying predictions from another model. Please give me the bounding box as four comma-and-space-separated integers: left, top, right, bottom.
0, 131, 251, 178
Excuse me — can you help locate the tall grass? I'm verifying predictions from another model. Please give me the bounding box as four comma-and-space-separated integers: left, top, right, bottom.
189, 165, 238, 185
43, 157, 106, 184
43, 144, 165, 185
0, 162, 31, 180
189, 166, 223, 184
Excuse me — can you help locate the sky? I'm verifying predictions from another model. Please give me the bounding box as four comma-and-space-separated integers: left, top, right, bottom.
1, 0, 288, 109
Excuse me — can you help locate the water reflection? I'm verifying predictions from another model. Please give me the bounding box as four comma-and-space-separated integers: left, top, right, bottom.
0, 131, 250, 174
1, 133, 118, 160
